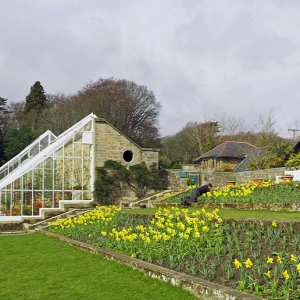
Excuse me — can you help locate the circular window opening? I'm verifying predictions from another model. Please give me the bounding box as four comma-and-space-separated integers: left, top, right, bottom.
123, 150, 133, 162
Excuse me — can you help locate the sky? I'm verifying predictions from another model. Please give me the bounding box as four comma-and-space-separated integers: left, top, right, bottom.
1, 0, 300, 138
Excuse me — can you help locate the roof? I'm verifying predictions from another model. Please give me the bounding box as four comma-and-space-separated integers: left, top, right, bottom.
193, 141, 256, 163
234, 148, 267, 172
293, 140, 300, 153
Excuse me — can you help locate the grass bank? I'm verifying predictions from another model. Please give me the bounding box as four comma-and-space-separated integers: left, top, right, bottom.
0, 233, 195, 300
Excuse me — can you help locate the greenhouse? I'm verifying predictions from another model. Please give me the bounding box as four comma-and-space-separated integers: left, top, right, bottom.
0, 113, 96, 221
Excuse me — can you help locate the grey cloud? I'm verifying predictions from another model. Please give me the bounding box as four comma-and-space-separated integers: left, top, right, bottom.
1, 0, 300, 137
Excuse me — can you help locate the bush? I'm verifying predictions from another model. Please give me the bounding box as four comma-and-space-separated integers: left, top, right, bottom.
285, 152, 300, 169
94, 161, 162, 204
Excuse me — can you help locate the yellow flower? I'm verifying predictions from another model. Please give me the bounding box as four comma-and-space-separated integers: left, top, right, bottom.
101, 231, 107, 236
202, 226, 209, 232
131, 253, 136, 258
233, 259, 242, 269
277, 256, 283, 264
267, 257, 273, 264
282, 270, 290, 280
244, 258, 253, 268
291, 254, 297, 262
264, 271, 271, 278
297, 263, 300, 276
271, 221, 277, 227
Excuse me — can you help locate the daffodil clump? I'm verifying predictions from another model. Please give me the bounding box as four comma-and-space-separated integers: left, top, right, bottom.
232, 254, 300, 299
163, 181, 300, 204
227, 220, 300, 299
48, 206, 300, 299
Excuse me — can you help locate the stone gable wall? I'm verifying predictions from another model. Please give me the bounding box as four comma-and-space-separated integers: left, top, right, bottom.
94, 119, 159, 168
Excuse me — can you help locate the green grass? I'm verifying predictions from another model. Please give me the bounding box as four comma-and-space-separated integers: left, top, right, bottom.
0, 233, 196, 300
126, 207, 300, 221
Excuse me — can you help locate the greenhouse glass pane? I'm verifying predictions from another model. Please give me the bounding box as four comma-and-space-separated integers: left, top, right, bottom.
73, 158, 83, 188
64, 140, 73, 157
54, 158, 63, 190
44, 191, 52, 208
84, 121, 92, 131
74, 131, 82, 143
82, 144, 91, 157
74, 143, 82, 157
33, 165, 43, 190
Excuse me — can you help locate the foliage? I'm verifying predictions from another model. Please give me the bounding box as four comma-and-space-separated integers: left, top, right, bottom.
129, 163, 158, 198
285, 152, 300, 169
0, 97, 10, 164
249, 143, 293, 170
49, 206, 300, 299
3, 124, 37, 160
24, 81, 47, 113
160, 121, 220, 168
93, 166, 119, 205
94, 160, 161, 204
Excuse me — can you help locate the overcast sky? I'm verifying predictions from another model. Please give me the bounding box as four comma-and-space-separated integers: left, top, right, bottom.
1, 0, 300, 137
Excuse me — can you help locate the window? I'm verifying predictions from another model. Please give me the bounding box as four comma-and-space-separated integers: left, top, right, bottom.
123, 150, 133, 162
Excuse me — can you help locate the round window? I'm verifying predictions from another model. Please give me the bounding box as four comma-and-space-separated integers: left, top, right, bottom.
123, 150, 133, 162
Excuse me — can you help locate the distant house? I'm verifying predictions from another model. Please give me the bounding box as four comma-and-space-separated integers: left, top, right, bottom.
193, 141, 256, 172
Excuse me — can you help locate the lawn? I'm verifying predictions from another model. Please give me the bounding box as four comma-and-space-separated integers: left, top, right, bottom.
0, 233, 196, 300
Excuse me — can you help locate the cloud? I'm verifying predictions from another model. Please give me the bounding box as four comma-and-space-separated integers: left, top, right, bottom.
1, 0, 300, 137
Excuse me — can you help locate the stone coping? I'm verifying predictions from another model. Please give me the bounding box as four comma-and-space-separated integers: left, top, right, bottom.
155, 202, 300, 212
41, 230, 263, 300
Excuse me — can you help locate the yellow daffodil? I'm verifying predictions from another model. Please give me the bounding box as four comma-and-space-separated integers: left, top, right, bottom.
244, 258, 253, 268
264, 271, 271, 278
282, 270, 290, 280
291, 254, 297, 262
267, 257, 273, 264
233, 259, 242, 269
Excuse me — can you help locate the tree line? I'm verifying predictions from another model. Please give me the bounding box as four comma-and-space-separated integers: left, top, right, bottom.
0, 78, 161, 165
1, 78, 299, 170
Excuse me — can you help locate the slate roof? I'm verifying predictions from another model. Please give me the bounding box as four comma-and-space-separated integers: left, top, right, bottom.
234, 148, 267, 172
193, 141, 256, 163
293, 140, 300, 153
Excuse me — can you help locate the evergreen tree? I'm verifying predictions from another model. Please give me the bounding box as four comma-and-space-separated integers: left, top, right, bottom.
24, 81, 47, 112
0, 97, 10, 165
3, 124, 36, 161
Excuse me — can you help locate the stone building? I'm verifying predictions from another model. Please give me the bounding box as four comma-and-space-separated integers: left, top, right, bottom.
193, 141, 256, 172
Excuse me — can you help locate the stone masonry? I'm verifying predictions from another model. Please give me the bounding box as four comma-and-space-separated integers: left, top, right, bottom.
94, 118, 159, 168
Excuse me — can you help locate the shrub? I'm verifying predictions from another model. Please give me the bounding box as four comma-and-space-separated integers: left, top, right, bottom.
285, 152, 300, 169
94, 161, 161, 204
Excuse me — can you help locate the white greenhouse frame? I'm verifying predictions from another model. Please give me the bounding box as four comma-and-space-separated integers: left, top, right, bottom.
0, 113, 97, 221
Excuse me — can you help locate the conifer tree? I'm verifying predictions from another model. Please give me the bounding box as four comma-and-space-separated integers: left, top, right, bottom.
24, 81, 47, 112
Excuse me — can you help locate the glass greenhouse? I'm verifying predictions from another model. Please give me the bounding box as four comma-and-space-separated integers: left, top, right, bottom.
0, 113, 96, 220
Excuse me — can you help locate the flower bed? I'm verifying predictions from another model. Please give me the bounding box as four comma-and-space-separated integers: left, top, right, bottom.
48, 206, 300, 299
162, 181, 300, 205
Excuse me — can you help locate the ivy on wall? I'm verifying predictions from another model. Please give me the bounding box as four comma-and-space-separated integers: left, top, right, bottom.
93, 160, 165, 205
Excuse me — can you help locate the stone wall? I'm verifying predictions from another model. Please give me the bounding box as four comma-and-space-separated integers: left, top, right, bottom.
201, 167, 286, 187
94, 118, 159, 168
166, 167, 287, 189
